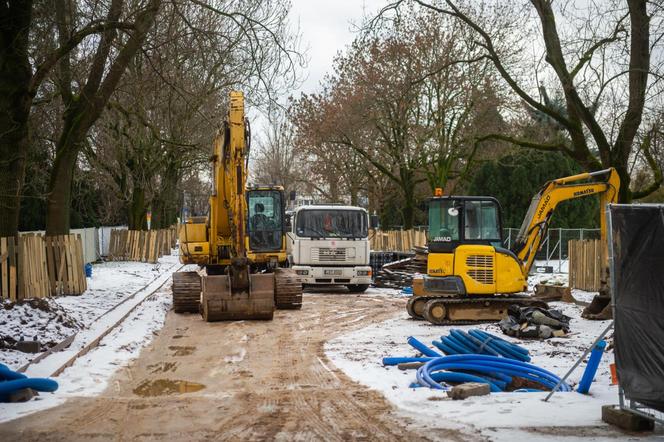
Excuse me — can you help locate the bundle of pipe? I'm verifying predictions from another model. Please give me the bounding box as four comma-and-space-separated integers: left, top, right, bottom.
415, 355, 572, 392
432, 329, 531, 362
383, 336, 569, 392
0, 363, 59, 402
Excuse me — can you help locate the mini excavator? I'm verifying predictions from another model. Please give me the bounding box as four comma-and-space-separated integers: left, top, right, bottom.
172, 91, 302, 321
408, 168, 620, 325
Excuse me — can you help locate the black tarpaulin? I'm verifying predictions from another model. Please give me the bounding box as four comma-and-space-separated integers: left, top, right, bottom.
612, 204, 664, 412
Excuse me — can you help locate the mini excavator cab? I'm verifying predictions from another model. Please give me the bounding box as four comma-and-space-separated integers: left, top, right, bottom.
427, 197, 504, 253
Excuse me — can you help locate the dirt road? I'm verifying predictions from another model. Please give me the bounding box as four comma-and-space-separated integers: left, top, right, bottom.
0, 291, 468, 441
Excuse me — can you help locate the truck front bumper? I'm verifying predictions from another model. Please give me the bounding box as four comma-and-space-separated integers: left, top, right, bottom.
291, 265, 372, 285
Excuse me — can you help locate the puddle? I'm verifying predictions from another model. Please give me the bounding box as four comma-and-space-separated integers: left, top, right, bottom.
133, 379, 206, 397
168, 345, 195, 356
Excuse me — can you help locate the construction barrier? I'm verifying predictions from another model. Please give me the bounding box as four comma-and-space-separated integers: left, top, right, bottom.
568, 239, 602, 292
370, 229, 427, 252
107, 228, 176, 263
0, 234, 87, 301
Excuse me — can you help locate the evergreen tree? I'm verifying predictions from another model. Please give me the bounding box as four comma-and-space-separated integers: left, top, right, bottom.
468, 150, 599, 228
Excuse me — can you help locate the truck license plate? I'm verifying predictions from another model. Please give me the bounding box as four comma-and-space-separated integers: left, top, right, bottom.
324, 269, 342, 276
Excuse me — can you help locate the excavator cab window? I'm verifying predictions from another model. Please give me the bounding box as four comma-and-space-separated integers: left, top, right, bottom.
428, 197, 503, 253
247, 190, 283, 252
464, 200, 501, 242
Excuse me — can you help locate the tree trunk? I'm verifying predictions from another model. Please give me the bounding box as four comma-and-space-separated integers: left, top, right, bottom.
128, 187, 146, 230
45, 105, 90, 235
615, 163, 633, 203
0, 0, 33, 238
45, 0, 161, 234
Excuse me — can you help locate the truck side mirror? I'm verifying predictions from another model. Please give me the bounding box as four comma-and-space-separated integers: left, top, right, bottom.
289, 190, 296, 201
284, 214, 292, 231
370, 214, 380, 229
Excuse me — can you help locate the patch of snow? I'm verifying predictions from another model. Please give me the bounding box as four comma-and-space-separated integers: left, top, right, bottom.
0, 254, 183, 370
224, 348, 246, 363
0, 280, 174, 423
325, 300, 662, 439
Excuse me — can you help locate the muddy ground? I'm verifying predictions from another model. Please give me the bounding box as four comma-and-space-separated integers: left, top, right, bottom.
0, 291, 472, 441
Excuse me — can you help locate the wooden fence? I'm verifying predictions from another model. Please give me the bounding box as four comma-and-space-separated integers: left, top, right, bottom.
0, 234, 86, 301
108, 228, 176, 263
370, 229, 427, 252
568, 239, 602, 292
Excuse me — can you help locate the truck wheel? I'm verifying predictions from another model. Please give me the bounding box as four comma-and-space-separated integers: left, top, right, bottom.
346, 284, 369, 293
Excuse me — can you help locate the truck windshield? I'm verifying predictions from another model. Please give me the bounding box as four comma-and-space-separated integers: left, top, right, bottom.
296, 210, 367, 239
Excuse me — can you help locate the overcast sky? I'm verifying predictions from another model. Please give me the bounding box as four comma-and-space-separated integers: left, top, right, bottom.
289, 0, 388, 97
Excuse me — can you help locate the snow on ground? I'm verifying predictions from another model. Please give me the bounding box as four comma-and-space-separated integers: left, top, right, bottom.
0, 281, 174, 423
326, 282, 663, 440
0, 254, 181, 370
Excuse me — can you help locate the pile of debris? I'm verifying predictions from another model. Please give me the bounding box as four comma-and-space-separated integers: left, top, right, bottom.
0, 298, 81, 354
372, 247, 427, 289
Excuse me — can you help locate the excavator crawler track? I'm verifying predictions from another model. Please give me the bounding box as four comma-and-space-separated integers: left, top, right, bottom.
408, 296, 549, 326
172, 271, 202, 313
274, 268, 303, 309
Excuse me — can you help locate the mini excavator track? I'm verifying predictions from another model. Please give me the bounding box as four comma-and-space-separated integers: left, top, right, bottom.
406, 295, 549, 326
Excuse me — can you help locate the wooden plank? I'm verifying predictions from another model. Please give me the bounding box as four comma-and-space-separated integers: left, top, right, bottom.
75, 234, 86, 293
64, 235, 74, 294
71, 235, 80, 294
16, 236, 23, 301
1, 237, 7, 300
56, 236, 66, 295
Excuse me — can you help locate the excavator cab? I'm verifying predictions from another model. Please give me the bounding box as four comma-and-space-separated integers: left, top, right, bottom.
428, 197, 503, 253
247, 187, 285, 254
423, 196, 526, 299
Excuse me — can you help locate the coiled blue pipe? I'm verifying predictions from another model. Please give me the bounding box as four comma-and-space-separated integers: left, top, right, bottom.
415, 355, 571, 392
0, 363, 59, 402
429, 371, 502, 392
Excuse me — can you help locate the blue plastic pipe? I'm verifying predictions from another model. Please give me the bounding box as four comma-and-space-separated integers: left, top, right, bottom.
0, 363, 59, 402
430, 371, 503, 392
382, 357, 433, 366
415, 355, 571, 392
577, 340, 607, 394
407, 336, 443, 357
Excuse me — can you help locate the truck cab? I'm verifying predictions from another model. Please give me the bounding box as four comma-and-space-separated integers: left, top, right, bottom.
287, 205, 372, 293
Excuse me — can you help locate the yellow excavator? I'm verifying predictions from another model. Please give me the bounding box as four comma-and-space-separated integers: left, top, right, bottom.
408, 168, 620, 325
172, 91, 302, 321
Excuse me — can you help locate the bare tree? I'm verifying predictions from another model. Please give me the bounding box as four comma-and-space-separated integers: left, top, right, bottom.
292, 8, 501, 227
382, 0, 664, 202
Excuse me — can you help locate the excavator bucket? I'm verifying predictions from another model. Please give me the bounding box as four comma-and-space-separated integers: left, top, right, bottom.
200, 274, 274, 322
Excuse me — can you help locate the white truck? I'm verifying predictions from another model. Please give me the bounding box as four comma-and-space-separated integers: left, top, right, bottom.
286, 205, 374, 293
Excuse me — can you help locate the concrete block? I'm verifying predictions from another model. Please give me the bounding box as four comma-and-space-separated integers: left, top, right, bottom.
448, 382, 490, 400
16, 339, 40, 353
397, 362, 424, 370
602, 405, 655, 432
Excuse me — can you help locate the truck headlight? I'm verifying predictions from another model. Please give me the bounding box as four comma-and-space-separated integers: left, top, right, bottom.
295, 270, 309, 275
357, 270, 371, 276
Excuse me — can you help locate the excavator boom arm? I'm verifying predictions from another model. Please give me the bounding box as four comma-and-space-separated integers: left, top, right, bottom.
512, 168, 620, 274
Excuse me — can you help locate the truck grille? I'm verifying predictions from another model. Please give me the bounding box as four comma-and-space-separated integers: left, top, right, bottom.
466, 255, 494, 284
312, 247, 346, 262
